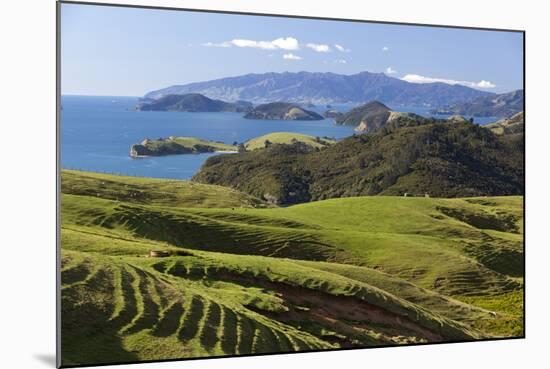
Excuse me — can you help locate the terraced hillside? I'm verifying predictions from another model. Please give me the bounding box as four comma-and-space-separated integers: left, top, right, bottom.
60, 170, 524, 366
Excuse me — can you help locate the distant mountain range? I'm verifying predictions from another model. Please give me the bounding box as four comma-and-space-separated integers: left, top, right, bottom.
143, 71, 495, 107
431, 90, 524, 117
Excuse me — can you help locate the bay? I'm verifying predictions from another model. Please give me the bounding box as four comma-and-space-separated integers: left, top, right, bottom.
60, 95, 498, 180
60, 95, 354, 179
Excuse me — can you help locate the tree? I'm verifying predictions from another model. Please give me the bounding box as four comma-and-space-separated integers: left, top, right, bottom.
264, 139, 272, 148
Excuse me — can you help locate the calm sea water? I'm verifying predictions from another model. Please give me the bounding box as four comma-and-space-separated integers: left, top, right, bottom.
60, 96, 498, 180
60, 96, 355, 179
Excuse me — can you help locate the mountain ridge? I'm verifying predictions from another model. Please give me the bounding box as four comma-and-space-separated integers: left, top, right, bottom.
143, 71, 495, 107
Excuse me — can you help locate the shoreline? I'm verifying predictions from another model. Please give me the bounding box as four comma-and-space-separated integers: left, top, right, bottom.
130, 149, 238, 159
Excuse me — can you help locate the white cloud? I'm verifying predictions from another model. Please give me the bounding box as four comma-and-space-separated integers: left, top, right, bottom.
202, 41, 232, 48
283, 53, 302, 60
203, 37, 299, 50
306, 43, 331, 52
334, 44, 350, 52
335, 59, 347, 64
382, 46, 389, 51
477, 80, 497, 88
401, 74, 496, 89
385, 67, 397, 74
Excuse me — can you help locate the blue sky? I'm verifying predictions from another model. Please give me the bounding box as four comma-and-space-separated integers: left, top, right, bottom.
61, 3, 524, 96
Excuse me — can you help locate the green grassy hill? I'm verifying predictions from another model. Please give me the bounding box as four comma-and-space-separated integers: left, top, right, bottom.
61, 170, 523, 366
61, 170, 267, 208
244, 132, 335, 151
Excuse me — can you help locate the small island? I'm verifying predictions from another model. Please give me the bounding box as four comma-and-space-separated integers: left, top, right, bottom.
334, 100, 435, 134
323, 109, 343, 119
335, 101, 391, 128
244, 102, 324, 121
130, 136, 237, 157
135, 93, 253, 113
130, 132, 336, 158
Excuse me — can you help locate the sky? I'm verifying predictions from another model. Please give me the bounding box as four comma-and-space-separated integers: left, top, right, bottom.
61, 3, 524, 97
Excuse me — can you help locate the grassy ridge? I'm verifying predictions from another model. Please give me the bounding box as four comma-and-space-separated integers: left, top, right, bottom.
61, 170, 268, 208
60, 170, 523, 365
245, 132, 335, 151
62, 188, 523, 296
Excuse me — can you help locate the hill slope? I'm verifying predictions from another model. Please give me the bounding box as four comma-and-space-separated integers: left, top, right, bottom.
60, 170, 523, 365
193, 121, 524, 205
61, 170, 268, 208
485, 112, 525, 135
143, 71, 493, 106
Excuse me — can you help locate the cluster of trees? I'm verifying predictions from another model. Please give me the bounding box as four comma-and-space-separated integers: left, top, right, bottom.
193, 120, 524, 205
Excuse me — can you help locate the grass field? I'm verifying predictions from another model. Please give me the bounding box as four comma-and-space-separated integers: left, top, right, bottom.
244, 132, 336, 150
60, 170, 524, 366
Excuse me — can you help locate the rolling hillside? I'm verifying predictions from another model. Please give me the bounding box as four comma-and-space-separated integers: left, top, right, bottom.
60, 170, 523, 366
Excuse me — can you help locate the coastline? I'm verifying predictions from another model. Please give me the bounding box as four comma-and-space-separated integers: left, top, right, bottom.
130, 149, 238, 159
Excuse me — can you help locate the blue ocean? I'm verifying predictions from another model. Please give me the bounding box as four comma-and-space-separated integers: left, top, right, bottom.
60, 95, 497, 180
